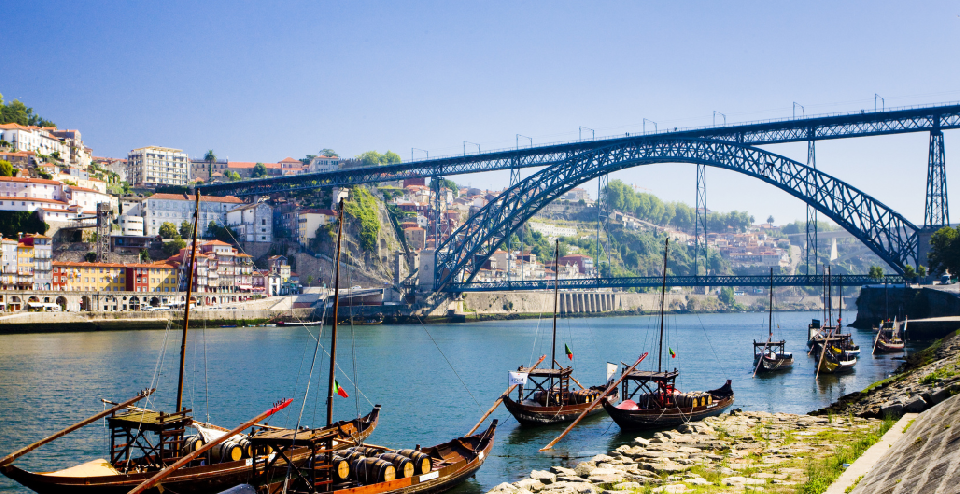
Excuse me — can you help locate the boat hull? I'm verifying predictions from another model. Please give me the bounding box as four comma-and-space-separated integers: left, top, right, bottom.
502, 391, 618, 426
601, 382, 734, 431
754, 354, 794, 372
875, 338, 905, 353
0, 406, 381, 494
261, 422, 498, 494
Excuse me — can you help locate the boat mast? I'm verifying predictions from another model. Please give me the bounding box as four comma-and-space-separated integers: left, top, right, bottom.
838, 275, 843, 330
768, 267, 774, 341
176, 191, 201, 413
551, 239, 560, 370
326, 198, 346, 427
658, 238, 669, 373
827, 266, 833, 335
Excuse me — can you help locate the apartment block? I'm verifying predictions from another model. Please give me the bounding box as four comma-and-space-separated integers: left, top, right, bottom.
126, 146, 191, 187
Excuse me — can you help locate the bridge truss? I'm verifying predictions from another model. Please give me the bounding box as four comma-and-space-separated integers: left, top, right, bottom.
433, 138, 919, 291
445, 274, 906, 292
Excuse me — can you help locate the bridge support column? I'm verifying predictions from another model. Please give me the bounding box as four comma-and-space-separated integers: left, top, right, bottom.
924, 126, 949, 230
694, 164, 707, 291
806, 139, 818, 275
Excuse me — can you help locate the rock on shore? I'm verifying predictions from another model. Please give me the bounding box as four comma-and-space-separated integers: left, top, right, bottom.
489, 410, 882, 494
810, 330, 960, 419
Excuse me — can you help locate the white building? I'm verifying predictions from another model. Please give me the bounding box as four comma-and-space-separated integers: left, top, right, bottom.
0, 177, 114, 225
225, 199, 274, 242
50, 129, 93, 168
141, 193, 244, 236
0, 124, 69, 158
126, 146, 191, 187
119, 214, 144, 236
527, 222, 578, 239
297, 209, 337, 244
308, 155, 340, 173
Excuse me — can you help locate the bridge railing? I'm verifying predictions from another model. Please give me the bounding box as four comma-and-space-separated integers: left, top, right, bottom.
444, 274, 907, 292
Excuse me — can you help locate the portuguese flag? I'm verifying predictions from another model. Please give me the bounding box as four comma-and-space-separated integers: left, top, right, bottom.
564, 343, 573, 360
334, 380, 349, 398
669, 347, 677, 359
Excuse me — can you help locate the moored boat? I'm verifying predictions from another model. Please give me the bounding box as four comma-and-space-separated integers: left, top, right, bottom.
601, 238, 734, 431
501, 240, 619, 426
753, 267, 793, 374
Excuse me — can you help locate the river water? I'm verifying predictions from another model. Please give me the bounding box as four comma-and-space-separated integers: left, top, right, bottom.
0, 310, 926, 493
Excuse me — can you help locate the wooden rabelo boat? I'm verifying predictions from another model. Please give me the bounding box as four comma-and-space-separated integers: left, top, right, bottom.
812, 267, 858, 375
0, 193, 381, 494
873, 318, 906, 353
501, 240, 618, 426
122, 198, 498, 494
753, 268, 793, 374
601, 238, 734, 430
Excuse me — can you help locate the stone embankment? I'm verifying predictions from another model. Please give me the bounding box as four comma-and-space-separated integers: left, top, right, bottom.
488, 410, 884, 494
810, 330, 960, 419
0, 308, 315, 333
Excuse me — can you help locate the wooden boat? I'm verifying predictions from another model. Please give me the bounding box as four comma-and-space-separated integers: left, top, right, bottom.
251, 421, 498, 494
501, 240, 618, 426
0, 407, 381, 494
874, 318, 905, 353
124, 198, 497, 494
753, 268, 793, 374
601, 238, 734, 431
1, 194, 381, 494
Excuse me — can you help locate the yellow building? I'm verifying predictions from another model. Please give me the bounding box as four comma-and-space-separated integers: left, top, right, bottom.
52, 262, 128, 292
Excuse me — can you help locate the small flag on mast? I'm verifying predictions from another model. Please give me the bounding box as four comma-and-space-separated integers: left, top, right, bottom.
668, 347, 677, 359
564, 343, 573, 360
334, 380, 349, 398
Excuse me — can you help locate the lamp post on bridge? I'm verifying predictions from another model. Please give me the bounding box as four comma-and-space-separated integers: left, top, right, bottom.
713, 111, 726, 126
579, 127, 594, 141
643, 118, 657, 134
793, 102, 805, 118
411, 148, 428, 161
516, 134, 532, 149
463, 141, 479, 156
875, 94, 885, 112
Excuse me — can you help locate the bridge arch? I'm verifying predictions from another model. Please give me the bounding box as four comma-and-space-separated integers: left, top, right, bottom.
434, 138, 919, 290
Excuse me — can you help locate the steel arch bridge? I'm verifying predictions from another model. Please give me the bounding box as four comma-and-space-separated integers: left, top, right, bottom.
433, 138, 920, 291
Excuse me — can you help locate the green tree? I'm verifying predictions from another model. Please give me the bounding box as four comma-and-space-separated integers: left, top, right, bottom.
918, 265, 927, 278
252, 162, 268, 178
140, 250, 152, 262
868, 266, 884, 281
225, 170, 242, 182
357, 150, 402, 167
928, 226, 960, 277
767, 215, 775, 225
162, 237, 187, 256
0, 211, 48, 237
158, 222, 179, 239
719, 287, 736, 307
204, 150, 217, 180
84, 252, 97, 263
902, 264, 917, 279
319, 148, 337, 157
0, 159, 12, 177
179, 220, 193, 239
206, 221, 239, 244
0, 96, 55, 127
381, 151, 402, 165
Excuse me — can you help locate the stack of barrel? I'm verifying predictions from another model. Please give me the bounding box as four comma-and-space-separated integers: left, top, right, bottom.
318, 446, 433, 485
569, 388, 602, 404
673, 392, 712, 409
181, 435, 256, 463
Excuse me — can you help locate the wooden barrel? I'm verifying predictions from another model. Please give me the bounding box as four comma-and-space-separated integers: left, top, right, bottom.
350, 458, 395, 484
181, 435, 204, 454
348, 446, 383, 457
378, 453, 415, 479
342, 450, 367, 463
313, 454, 350, 481
237, 437, 253, 458
211, 441, 242, 463
395, 449, 432, 475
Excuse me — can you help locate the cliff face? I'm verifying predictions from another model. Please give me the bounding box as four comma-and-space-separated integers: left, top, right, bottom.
300, 186, 408, 286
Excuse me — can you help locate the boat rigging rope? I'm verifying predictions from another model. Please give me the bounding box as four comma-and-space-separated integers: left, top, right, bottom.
693, 311, 729, 379
347, 268, 361, 419
527, 307, 545, 368
416, 314, 482, 408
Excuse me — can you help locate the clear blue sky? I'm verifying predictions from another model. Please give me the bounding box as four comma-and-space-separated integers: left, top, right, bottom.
3, 1, 959, 225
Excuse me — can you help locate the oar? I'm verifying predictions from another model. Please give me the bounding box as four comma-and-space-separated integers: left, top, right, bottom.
540, 352, 648, 452
127, 398, 293, 494
0, 389, 155, 467
872, 320, 883, 355
466, 354, 546, 436
553, 359, 586, 390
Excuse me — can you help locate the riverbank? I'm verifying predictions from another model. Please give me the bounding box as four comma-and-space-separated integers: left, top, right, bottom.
488, 410, 890, 494
0, 308, 315, 334
809, 329, 960, 419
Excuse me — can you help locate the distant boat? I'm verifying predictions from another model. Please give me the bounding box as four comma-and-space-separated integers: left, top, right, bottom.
602, 238, 734, 430
753, 268, 793, 374
874, 317, 906, 353
813, 267, 858, 375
